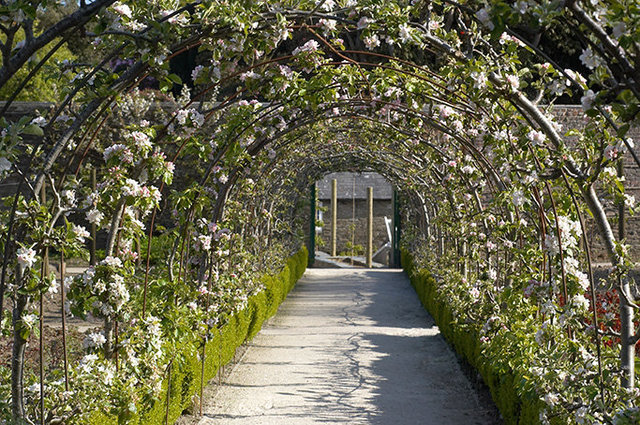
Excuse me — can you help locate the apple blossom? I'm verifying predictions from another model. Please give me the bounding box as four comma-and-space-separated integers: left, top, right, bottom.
16, 247, 37, 270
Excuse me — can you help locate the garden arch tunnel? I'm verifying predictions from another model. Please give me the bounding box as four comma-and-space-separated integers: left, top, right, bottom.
3, 1, 640, 423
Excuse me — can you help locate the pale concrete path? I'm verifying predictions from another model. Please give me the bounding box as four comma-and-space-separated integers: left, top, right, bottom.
198, 269, 500, 425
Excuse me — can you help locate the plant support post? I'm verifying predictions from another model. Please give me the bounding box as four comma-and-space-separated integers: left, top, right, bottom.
367, 187, 373, 268
331, 178, 337, 257
308, 183, 316, 267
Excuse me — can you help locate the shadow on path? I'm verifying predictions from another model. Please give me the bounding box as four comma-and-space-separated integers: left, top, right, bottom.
198, 269, 502, 425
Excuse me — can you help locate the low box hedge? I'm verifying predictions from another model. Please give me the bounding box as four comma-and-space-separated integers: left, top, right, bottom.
88, 246, 308, 424
401, 249, 545, 425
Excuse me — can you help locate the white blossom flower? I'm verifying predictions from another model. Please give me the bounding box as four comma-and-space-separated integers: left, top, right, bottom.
527, 129, 546, 146
505, 74, 520, 91
26, 383, 41, 394
130, 131, 151, 150
487, 268, 497, 280
469, 287, 480, 300
364, 34, 380, 49
512, 189, 525, 207
317, 0, 336, 11
101, 256, 122, 268
22, 313, 38, 328
565, 68, 587, 87
579, 47, 602, 69
60, 189, 76, 209
47, 277, 59, 296
17, 247, 37, 270
122, 178, 141, 197
72, 224, 90, 243
624, 194, 635, 209
604, 143, 621, 160
612, 22, 626, 39
239, 70, 258, 82
109, 274, 130, 310
461, 165, 475, 174
438, 105, 454, 119
581, 90, 596, 111
86, 208, 103, 225
103, 144, 132, 163
191, 65, 204, 82
574, 406, 588, 424
83, 332, 106, 349
572, 294, 590, 311
357, 16, 371, 30
548, 79, 565, 97
30, 117, 47, 127
176, 109, 190, 125
470, 71, 487, 89
514, 0, 529, 14
319, 18, 337, 34
573, 270, 590, 291
398, 24, 412, 43
0, 157, 11, 173
292, 40, 320, 56
198, 234, 212, 251
543, 392, 560, 407
523, 171, 538, 185
112, 2, 132, 18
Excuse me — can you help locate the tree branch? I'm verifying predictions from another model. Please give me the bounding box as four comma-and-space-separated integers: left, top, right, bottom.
0, 0, 116, 89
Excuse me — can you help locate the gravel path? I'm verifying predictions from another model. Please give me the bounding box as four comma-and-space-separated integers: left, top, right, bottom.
197, 268, 501, 425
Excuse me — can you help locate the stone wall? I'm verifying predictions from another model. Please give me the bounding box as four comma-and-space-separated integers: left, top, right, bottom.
316, 199, 392, 259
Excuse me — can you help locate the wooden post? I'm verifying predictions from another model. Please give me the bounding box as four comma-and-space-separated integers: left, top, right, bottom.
60, 252, 69, 391
39, 183, 47, 425
308, 184, 316, 267
392, 190, 401, 268
90, 167, 97, 266
461, 241, 468, 278
366, 187, 373, 268
331, 179, 337, 257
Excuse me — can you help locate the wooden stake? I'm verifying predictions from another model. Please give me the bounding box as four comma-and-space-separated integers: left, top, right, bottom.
39, 183, 47, 425
90, 168, 97, 266
331, 179, 337, 257
60, 252, 69, 391
366, 187, 373, 268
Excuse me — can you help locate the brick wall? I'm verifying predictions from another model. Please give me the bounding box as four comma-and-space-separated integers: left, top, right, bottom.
552, 106, 639, 264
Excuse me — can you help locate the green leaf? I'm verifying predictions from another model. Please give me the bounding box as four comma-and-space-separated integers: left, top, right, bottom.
168, 74, 183, 84
22, 124, 44, 137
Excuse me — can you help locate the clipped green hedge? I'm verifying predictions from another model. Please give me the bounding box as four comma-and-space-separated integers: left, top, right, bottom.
89, 247, 308, 425
401, 250, 544, 425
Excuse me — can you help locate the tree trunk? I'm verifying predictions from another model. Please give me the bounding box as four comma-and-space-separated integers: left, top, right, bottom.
11, 292, 28, 421
104, 316, 114, 359
583, 183, 635, 387
620, 275, 635, 387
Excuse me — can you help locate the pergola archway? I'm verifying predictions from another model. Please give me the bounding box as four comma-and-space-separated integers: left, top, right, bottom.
1, 1, 640, 423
